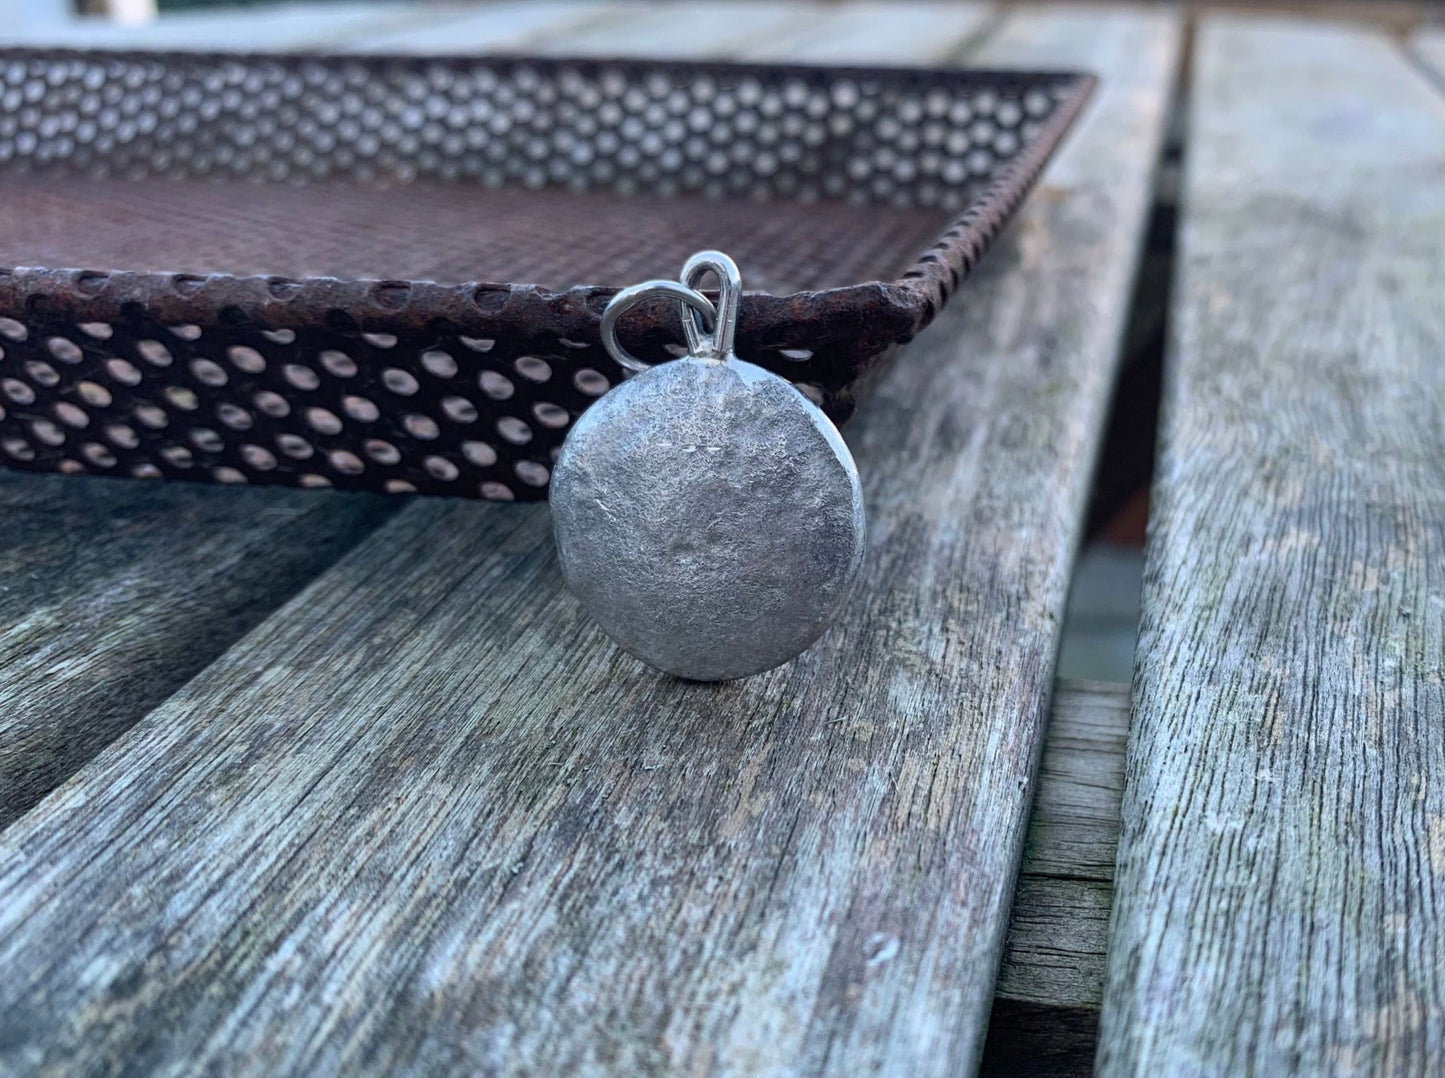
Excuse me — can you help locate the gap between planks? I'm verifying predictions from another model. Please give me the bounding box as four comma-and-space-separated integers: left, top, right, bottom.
983, 678, 1130, 1078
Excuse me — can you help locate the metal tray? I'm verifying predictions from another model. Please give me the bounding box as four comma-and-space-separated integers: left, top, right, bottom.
0, 50, 1093, 500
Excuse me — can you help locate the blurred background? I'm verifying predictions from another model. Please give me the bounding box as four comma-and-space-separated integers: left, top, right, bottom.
4, 0, 1442, 47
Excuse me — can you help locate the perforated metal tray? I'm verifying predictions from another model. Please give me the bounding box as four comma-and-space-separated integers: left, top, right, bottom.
0, 50, 1092, 500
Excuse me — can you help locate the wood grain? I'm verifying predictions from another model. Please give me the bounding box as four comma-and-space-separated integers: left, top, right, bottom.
1098, 17, 1445, 1077
0, 6, 1177, 1076
0, 473, 390, 828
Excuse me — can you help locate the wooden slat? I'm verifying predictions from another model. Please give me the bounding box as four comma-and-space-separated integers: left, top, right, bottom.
1099, 17, 1445, 1076
744, 1, 995, 64
530, 1, 828, 59
0, 6, 1177, 1076
1411, 28, 1445, 84
0, 474, 390, 828
349, 0, 616, 54
9, 0, 74, 35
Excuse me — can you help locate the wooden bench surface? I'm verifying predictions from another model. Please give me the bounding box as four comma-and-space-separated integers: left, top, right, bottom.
2, 1, 1444, 1075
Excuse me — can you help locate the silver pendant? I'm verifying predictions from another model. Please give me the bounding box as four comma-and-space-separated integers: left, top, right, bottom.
550, 251, 866, 681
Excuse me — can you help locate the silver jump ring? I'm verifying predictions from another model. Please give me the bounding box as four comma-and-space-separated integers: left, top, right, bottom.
601, 280, 717, 374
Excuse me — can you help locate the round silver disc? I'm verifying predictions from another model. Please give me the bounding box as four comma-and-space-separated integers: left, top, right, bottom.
550, 356, 866, 681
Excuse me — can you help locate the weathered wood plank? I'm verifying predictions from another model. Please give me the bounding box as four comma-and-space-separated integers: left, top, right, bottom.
1003, 876, 1114, 1006
0, 473, 390, 828
1411, 28, 1445, 87
348, 0, 616, 54
744, 1, 995, 64
1098, 17, 1445, 1077
0, 7, 1177, 1076
7, 0, 73, 36
530, 1, 828, 59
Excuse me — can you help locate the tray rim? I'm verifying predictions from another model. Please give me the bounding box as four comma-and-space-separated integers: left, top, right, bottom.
0, 48, 1095, 352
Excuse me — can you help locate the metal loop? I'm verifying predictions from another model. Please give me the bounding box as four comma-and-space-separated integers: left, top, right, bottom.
600, 280, 717, 374
679, 250, 742, 360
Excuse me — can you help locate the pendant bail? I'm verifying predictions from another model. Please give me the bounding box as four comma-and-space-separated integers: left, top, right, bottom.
598, 249, 742, 373
678, 250, 742, 361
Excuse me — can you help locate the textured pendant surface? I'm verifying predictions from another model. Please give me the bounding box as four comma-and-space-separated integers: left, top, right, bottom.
550, 251, 866, 681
